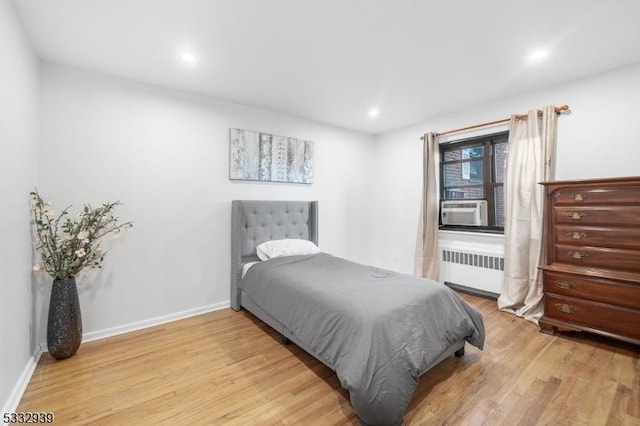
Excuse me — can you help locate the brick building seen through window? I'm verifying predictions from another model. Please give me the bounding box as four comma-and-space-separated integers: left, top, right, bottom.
440, 132, 508, 231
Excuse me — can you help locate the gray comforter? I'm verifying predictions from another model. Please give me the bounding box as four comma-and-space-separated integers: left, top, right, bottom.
240, 253, 485, 425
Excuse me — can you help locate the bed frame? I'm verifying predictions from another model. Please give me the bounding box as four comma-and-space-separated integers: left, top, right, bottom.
230, 199, 464, 375
230, 200, 318, 310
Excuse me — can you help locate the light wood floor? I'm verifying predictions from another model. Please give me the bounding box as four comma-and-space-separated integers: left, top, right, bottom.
18, 293, 639, 425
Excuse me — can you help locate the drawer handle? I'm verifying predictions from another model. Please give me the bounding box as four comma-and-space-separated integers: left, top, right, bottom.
566, 212, 586, 220
567, 251, 588, 260
554, 280, 575, 290
555, 303, 576, 314
565, 231, 587, 240
569, 193, 587, 202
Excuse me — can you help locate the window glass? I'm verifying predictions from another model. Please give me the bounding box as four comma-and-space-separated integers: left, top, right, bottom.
439, 131, 508, 231
443, 160, 484, 188
494, 141, 507, 183
494, 185, 505, 227
443, 145, 484, 162
443, 186, 484, 199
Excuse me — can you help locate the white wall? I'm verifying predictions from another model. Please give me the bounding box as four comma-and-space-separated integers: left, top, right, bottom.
370, 63, 640, 277
36, 63, 374, 345
0, 0, 40, 414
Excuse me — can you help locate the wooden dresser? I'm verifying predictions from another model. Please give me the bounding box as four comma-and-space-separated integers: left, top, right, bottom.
539, 176, 640, 345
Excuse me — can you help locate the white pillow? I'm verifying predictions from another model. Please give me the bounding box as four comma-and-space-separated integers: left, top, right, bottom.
256, 239, 320, 261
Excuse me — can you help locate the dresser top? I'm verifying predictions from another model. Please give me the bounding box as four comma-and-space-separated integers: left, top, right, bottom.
540, 176, 640, 186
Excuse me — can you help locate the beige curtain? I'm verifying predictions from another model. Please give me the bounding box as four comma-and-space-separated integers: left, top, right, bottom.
415, 132, 440, 281
498, 105, 557, 324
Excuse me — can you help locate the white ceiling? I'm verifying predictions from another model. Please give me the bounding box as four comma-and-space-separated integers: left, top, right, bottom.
12, 0, 640, 134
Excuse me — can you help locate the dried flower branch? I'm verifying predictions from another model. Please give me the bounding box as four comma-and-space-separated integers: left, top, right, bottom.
30, 189, 133, 280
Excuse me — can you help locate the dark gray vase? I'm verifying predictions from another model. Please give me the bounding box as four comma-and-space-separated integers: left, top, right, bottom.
47, 277, 82, 360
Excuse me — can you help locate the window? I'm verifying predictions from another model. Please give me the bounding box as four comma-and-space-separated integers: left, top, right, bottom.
440, 131, 508, 232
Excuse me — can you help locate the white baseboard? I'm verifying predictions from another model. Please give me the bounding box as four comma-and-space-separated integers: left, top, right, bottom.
2, 350, 42, 414
82, 300, 230, 343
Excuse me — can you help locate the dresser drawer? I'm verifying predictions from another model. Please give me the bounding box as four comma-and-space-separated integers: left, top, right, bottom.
542, 270, 640, 309
544, 294, 640, 341
553, 244, 640, 272
552, 186, 640, 205
555, 225, 640, 249
552, 206, 640, 226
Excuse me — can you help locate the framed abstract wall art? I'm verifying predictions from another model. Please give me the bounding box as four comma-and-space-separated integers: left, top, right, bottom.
229, 128, 314, 184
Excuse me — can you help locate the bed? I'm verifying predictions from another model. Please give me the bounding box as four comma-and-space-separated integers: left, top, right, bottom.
230, 200, 485, 425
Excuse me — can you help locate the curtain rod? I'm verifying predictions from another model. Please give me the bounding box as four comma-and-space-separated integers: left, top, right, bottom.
421, 104, 570, 139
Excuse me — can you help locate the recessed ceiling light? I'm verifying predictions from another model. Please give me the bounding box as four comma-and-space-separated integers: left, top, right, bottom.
180, 52, 198, 66
368, 108, 380, 118
526, 48, 550, 64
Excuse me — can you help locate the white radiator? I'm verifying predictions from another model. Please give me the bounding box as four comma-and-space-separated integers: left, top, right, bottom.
438, 234, 504, 296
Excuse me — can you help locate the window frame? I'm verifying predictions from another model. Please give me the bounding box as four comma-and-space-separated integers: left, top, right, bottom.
439, 131, 508, 233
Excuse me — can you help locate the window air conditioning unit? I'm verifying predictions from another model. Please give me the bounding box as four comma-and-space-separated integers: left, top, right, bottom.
441, 200, 488, 226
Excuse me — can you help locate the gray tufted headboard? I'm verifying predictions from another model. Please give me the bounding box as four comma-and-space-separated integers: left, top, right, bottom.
230, 200, 318, 311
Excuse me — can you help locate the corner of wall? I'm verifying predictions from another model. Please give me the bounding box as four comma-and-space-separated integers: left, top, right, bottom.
1, 350, 42, 415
